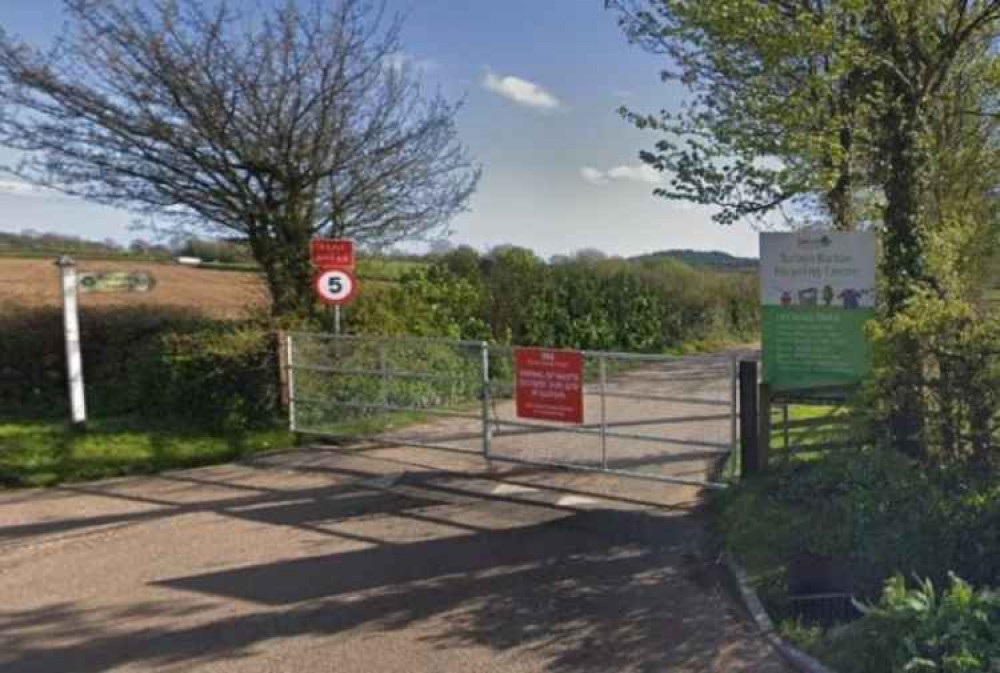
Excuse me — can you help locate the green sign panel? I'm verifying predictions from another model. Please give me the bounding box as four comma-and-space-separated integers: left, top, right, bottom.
760, 232, 876, 392
78, 271, 156, 294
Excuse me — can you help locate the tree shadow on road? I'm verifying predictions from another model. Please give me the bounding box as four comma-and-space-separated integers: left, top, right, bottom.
1, 507, 778, 672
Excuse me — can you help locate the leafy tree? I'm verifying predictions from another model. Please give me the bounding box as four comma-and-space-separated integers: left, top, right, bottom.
437, 245, 482, 280
607, 0, 873, 230
482, 246, 543, 344
614, 0, 1000, 457
861, 1, 1000, 454
0, 0, 480, 315
573, 247, 609, 262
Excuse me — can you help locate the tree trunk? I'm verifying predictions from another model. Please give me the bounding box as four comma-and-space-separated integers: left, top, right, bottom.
826, 125, 855, 232
880, 85, 928, 459
249, 223, 316, 318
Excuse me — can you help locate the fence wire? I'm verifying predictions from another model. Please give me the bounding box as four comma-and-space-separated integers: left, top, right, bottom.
288, 333, 737, 488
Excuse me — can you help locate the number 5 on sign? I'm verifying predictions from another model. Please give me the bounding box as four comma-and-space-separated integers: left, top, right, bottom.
314, 268, 357, 306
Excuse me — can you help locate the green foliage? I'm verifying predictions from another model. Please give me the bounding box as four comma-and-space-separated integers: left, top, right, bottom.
348, 249, 757, 352
348, 265, 490, 340
290, 337, 482, 431
0, 417, 291, 488
0, 230, 170, 260
865, 291, 1000, 467
715, 447, 961, 600
0, 305, 282, 431
355, 255, 429, 282
608, 0, 871, 229
144, 322, 281, 431
0, 304, 202, 415
777, 618, 826, 655
831, 574, 1000, 673
632, 249, 758, 272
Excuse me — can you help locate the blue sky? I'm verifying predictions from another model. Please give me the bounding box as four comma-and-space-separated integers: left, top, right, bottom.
0, 0, 759, 258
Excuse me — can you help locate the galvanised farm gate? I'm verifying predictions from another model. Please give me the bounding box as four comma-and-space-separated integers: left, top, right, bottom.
285, 333, 739, 489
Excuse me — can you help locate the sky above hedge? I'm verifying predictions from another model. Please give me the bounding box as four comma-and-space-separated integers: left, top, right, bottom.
0, 0, 759, 259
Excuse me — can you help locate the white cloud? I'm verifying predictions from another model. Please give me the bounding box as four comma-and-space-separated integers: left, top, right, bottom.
482, 71, 561, 110
0, 179, 63, 199
606, 164, 661, 184
580, 167, 608, 185
580, 163, 661, 186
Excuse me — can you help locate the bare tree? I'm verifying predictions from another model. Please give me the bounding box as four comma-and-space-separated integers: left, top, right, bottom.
0, 0, 480, 314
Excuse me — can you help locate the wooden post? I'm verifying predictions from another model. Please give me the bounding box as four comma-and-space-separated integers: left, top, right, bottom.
276, 330, 289, 410
739, 360, 759, 476
757, 382, 772, 473
783, 403, 790, 456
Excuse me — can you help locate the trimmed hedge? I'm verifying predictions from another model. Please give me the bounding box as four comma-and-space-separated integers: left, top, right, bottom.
1, 304, 281, 430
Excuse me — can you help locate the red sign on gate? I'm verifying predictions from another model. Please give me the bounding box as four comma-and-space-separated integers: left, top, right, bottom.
515, 348, 585, 424
310, 239, 355, 270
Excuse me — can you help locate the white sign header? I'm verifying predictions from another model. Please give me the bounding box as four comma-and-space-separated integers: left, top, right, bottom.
760, 231, 876, 309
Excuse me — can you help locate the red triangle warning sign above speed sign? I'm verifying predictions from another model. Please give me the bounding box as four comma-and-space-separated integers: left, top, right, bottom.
314, 268, 357, 306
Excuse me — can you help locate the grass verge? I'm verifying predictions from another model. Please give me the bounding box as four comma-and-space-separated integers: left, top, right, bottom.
293, 409, 432, 439
0, 417, 294, 488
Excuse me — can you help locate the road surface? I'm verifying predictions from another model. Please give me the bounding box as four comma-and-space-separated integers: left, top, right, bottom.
0, 442, 787, 672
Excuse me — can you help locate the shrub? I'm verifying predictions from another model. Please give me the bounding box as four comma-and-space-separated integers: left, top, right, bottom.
0, 303, 205, 416
347, 266, 490, 340
143, 321, 281, 431
831, 574, 1000, 673
1, 304, 282, 431
865, 290, 1000, 468
715, 447, 964, 601
289, 336, 482, 431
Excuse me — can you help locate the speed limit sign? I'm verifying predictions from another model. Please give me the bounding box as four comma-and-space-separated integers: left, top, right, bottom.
314, 268, 357, 306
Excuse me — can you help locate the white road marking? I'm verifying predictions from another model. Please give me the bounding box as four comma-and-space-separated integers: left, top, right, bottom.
492, 483, 541, 495
556, 495, 598, 507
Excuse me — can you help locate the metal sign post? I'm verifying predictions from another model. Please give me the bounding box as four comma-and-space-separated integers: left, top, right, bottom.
55, 256, 87, 430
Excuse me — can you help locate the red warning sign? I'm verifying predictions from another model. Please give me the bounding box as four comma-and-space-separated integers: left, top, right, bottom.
310, 239, 355, 270
515, 348, 585, 424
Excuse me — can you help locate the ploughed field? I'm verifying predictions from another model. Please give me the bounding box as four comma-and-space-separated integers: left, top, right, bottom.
0, 258, 266, 318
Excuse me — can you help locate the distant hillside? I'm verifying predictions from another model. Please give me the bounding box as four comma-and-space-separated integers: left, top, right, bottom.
0, 231, 172, 260
633, 249, 758, 272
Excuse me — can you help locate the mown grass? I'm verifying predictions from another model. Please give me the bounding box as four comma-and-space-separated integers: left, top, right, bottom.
768, 403, 852, 463
0, 417, 294, 488
295, 409, 432, 439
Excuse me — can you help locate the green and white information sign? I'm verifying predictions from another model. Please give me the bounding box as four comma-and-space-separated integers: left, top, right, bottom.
761, 231, 876, 392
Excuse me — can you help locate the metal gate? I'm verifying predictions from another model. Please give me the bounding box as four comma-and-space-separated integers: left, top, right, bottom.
286, 333, 738, 489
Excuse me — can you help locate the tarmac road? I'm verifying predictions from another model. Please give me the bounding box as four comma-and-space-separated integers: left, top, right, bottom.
0, 440, 788, 672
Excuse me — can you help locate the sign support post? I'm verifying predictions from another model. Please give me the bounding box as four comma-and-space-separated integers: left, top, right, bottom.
599, 355, 608, 469
55, 256, 87, 430
739, 360, 759, 476
481, 342, 492, 461
334, 305, 341, 335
